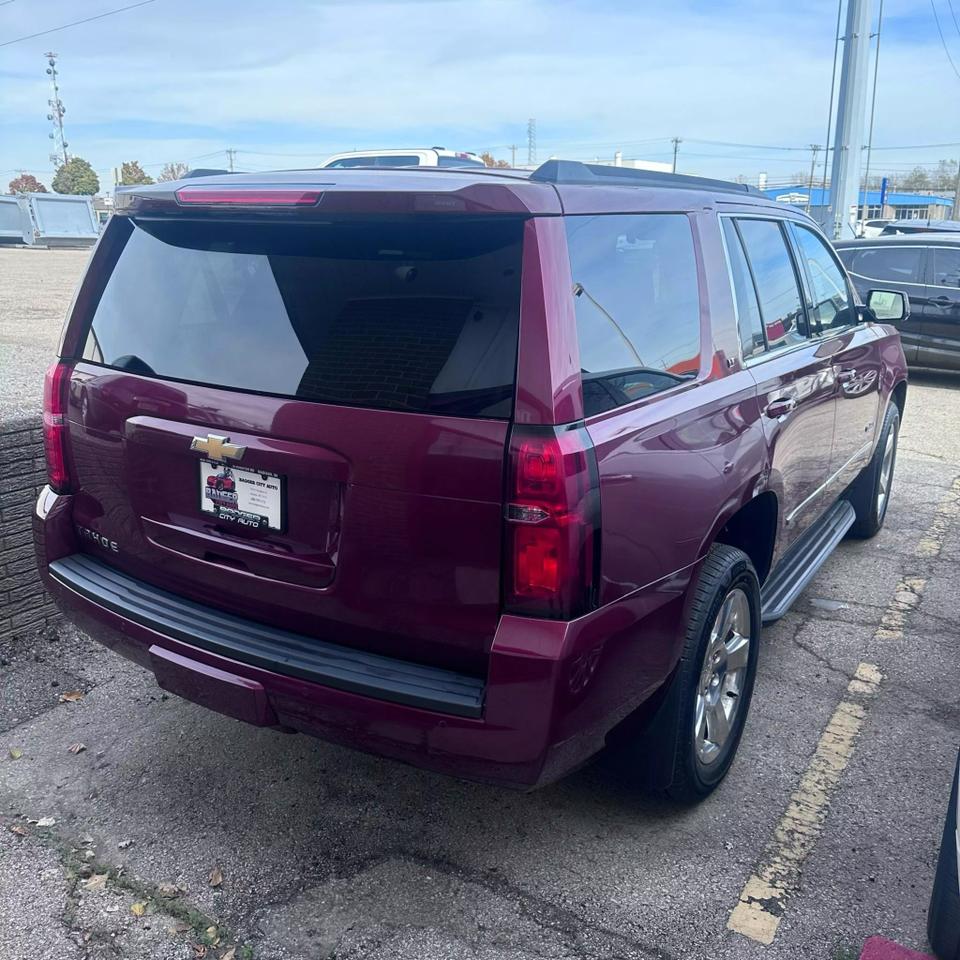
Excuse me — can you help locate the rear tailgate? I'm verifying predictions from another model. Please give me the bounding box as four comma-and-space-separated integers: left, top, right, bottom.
62, 211, 525, 676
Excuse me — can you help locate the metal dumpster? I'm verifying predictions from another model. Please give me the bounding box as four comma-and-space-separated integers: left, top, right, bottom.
0, 195, 30, 244
17, 192, 99, 247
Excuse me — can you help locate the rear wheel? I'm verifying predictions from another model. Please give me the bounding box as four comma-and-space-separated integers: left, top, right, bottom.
610, 544, 761, 803
928, 756, 960, 960
847, 403, 900, 539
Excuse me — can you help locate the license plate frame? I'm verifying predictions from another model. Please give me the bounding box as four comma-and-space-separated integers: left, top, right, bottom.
198, 459, 285, 532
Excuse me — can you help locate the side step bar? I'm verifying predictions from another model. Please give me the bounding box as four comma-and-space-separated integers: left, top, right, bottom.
761, 499, 856, 624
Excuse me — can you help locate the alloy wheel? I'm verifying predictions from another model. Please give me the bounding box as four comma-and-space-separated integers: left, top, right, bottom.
876, 420, 898, 521
694, 587, 752, 766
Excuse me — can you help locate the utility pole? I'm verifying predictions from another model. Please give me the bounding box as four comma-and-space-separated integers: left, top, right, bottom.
806, 144, 821, 213
671, 137, 682, 173
526, 120, 536, 166
226, 148, 236, 172
825, 0, 873, 239
510, 144, 517, 167
44, 53, 68, 167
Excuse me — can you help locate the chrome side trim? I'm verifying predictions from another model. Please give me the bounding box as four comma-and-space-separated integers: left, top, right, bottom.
785, 440, 873, 523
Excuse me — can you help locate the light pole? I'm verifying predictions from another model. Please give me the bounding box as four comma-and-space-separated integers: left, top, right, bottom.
826, 0, 873, 239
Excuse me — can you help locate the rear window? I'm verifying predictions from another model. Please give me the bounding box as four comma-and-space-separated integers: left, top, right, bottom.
80, 217, 523, 418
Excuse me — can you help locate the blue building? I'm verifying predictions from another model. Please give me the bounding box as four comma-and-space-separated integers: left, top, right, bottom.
762, 184, 954, 227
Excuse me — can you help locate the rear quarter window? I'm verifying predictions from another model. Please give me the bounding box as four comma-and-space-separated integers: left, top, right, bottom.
565, 213, 701, 417
79, 216, 523, 419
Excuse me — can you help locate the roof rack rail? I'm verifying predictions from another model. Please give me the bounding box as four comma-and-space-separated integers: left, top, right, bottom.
529, 159, 764, 196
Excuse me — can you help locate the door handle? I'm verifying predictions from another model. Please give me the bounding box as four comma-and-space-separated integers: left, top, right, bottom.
836, 368, 857, 383
765, 397, 797, 418
930, 295, 954, 306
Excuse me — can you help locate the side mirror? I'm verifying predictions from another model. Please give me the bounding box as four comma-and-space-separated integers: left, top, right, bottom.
866, 289, 909, 323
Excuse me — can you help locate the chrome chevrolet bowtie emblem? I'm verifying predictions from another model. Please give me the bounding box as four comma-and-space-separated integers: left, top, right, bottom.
189, 434, 246, 462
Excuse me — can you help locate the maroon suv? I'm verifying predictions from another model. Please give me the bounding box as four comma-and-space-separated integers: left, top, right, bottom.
34, 161, 908, 801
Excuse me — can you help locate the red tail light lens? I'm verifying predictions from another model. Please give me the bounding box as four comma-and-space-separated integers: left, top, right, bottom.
43, 361, 73, 493
174, 187, 322, 206
504, 425, 601, 619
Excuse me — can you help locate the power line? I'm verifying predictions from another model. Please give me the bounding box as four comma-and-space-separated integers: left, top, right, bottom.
948, 0, 960, 37
930, 0, 960, 83
0, 0, 157, 49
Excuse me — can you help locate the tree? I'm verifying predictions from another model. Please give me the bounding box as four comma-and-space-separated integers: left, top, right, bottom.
51, 157, 99, 195
157, 161, 190, 182
900, 166, 931, 191
8, 173, 47, 194
119, 160, 154, 185
480, 151, 510, 169
931, 159, 959, 193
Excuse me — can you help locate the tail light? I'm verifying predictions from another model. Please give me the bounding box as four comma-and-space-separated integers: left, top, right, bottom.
42, 361, 73, 493
503, 424, 601, 619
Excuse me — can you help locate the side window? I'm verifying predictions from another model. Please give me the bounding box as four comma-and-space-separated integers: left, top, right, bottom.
848, 246, 923, 284
721, 218, 766, 359
735, 219, 808, 350
790, 224, 856, 332
931, 247, 960, 288
566, 213, 701, 417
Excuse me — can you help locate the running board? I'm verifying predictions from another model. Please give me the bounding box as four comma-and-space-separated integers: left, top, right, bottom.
761, 499, 856, 624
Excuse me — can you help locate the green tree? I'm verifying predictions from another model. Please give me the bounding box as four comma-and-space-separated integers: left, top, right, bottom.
51, 157, 100, 195
8, 173, 47, 193
157, 161, 189, 181
119, 160, 154, 185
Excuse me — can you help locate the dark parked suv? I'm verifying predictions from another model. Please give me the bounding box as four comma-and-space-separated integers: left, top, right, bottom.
35, 161, 908, 801
836, 234, 960, 370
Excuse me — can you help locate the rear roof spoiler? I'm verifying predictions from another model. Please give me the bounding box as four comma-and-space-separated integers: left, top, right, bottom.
530, 159, 764, 197
181, 168, 233, 179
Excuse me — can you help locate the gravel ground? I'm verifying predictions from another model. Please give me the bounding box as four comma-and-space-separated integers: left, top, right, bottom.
1, 247, 959, 960
0, 246, 91, 419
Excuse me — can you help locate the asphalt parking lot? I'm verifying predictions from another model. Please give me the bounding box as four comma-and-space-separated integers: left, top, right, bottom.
1, 246, 958, 960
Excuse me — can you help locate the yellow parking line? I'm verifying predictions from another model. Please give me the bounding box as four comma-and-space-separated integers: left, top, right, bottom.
727, 663, 882, 945
914, 477, 960, 559
728, 476, 960, 944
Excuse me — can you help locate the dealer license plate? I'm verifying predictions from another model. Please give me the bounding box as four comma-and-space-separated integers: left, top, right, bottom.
199, 460, 284, 531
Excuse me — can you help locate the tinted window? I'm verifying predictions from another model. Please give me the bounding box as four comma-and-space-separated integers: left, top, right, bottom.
326, 155, 420, 168
844, 246, 923, 284
931, 247, 960, 288
437, 155, 486, 167
736, 219, 808, 349
721, 218, 766, 359
82, 217, 522, 418
565, 213, 700, 416
790, 224, 854, 331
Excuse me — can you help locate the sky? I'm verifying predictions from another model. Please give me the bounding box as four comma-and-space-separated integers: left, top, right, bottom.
1, 0, 959, 193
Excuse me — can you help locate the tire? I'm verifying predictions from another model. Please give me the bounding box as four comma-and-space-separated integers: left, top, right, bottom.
928, 755, 960, 960
846, 403, 900, 539
610, 544, 762, 804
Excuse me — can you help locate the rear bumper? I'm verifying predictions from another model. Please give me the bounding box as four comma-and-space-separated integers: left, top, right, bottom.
35, 489, 690, 788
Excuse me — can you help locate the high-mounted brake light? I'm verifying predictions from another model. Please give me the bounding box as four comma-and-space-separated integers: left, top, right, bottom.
43, 361, 73, 493
503, 425, 601, 620
174, 188, 322, 207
